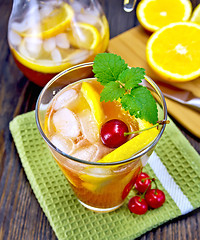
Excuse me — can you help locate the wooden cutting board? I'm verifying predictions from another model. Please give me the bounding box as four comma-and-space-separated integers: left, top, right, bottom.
108, 25, 200, 138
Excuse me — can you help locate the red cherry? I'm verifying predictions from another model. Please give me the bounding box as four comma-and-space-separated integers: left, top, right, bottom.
128, 196, 148, 215
122, 182, 133, 200
145, 189, 165, 209
100, 119, 128, 148
135, 172, 151, 193
122, 175, 138, 200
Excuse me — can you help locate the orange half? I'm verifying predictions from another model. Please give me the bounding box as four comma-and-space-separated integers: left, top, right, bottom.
136, 0, 192, 32
146, 22, 200, 82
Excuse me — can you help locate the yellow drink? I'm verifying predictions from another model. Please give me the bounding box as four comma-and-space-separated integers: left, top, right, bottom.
8, 2, 109, 86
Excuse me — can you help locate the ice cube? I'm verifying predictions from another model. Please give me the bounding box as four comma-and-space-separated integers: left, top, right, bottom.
53, 108, 81, 139
70, 1, 83, 12
94, 141, 113, 161
76, 136, 91, 148
69, 50, 90, 65
19, 41, 31, 59
25, 10, 41, 28
11, 9, 40, 33
76, 13, 99, 25
40, 5, 54, 17
85, 166, 112, 176
51, 134, 74, 154
56, 33, 70, 49
11, 21, 30, 33
43, 37, 56, 52
24, 37, 43, 58
72, 144, 98, 161
8, 30, 22, 46
53, 89, 78, 110
78, 109, 99, 143
51, 48, 62, 62
24, 37, 43, 45
85, 7, 100, 17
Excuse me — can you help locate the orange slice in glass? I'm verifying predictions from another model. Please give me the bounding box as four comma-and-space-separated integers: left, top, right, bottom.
20, 3, 74, 39
11, 40, 73, 73
81, 82, 105, 129
68, 22, 101, 50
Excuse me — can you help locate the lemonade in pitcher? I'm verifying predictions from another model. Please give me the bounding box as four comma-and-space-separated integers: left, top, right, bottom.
36, 53, 168, 212
8, 0, 109, 86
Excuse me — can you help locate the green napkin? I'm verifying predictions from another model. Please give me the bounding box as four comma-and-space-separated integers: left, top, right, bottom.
9, 111, 200, 240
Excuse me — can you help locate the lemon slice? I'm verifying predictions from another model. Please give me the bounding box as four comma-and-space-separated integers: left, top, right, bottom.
95, 16, 110, 53
79, 120, 154, 192
80, 168, 115, 192
20, 3, 74, 39
191, 4, 200, 23
136, 118, 153, 130
68, 22, 101, 50
136, 0, 192, 32
98, 119, 159, 163
12, 37, 93, 73
81, 82, 105, 129
11, 41, 72, 73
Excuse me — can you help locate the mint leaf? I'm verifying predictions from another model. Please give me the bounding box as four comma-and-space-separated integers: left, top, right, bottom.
118, 67, 145, 90
100, 81, 125, 102
93, 53, 128, 85
92, 53, 158, 124
121, 86, 158, 124
120, 94, 137, 114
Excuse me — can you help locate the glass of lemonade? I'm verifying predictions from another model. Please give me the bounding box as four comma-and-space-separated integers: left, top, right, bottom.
35, 62, 167, 213
8, 0, 109, 86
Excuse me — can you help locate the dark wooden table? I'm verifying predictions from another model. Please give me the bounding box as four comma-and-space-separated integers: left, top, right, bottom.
1, 0, 200, 239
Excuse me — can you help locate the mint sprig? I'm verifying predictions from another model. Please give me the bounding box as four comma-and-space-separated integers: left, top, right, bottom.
93, 53, 128, 85
93, 53, 158, 124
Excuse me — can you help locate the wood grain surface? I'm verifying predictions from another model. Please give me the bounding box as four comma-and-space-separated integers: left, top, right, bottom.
0, 0, 200, 240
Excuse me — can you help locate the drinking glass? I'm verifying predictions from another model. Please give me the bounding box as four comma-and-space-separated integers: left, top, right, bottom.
8, 0, 109, 86
35, 62, 167, 213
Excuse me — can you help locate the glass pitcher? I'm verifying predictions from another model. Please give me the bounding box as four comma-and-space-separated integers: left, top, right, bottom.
8, 0, 109, 86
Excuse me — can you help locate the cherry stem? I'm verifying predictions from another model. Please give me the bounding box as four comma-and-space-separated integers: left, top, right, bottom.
138, 177, 158, 201
141, 177, 151, 183
151, 178, 158, 194
139, 181, 152, 201
124, 120, 170, 136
